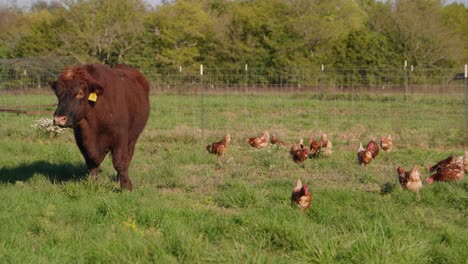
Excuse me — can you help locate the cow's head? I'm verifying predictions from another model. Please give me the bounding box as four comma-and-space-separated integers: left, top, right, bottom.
49, 67, 103, 127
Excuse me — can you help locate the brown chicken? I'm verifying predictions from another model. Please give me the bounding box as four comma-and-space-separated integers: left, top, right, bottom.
271, 134, 287, 146
246, 131, 269, 149
206, 133, 231, 156
429, 155, 458, 173
397, 165, 422, 192
309, 133, 333, 158
291, 148, 309, 164
290, 139, 309, 163
320, 133, 333, 156
464, 151, 468, 173
290, 139, 304, 155
380, 134, 392, 152
357, 140, 379, 166
426, 155, 464, 184
291, 178, 312, 211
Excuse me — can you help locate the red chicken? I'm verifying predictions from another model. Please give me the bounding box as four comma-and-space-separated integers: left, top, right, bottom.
309, 137, 321, 158
291, 178, 312, 211
464, 151, 468, 173
367, 140, 379, 158
426, 156, 464, 183
291, 148, 309, 164
397, 165, 422, 192
380, 134, 393, 152
290, 139, 304, 155
357, 140, 379, 166
206, 133, 231, 156
290, 139, 309, 163
309, 133, 333, 158
246, 131, 269, 149
271, 134, 287, 147
429, 155, 458, 173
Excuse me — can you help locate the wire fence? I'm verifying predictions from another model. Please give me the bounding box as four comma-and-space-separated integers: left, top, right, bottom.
0, 62, 467, 149
140, 66, 464, 95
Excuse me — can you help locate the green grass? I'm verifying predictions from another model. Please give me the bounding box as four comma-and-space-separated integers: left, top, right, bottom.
0, 92, 466, 263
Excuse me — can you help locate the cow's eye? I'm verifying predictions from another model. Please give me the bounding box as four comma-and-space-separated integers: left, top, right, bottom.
76, 90, 85, 99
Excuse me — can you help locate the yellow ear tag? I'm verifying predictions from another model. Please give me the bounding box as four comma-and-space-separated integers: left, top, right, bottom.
88, 92, 97, 102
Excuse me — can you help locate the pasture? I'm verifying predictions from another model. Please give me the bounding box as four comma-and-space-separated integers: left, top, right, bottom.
0, 91, 467, 263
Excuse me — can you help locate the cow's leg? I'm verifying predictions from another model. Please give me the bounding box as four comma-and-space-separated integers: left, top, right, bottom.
74, 128, 107, 181
112, 143, 132, 191
85, 154, 106, 180
127, 138, 138, 161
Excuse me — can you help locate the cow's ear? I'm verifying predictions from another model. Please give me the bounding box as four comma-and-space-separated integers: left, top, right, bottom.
48, 81, 57, 91
89, 81, 104, 96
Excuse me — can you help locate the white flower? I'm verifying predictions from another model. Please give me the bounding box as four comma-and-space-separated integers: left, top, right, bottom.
31, 118, 65, 138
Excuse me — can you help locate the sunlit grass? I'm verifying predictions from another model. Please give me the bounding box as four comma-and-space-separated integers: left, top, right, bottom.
0, 92, 466, 262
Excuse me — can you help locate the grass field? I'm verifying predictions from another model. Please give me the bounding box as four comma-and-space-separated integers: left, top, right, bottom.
0, 92, 467, 263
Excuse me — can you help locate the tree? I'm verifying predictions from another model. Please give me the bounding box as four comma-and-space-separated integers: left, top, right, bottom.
441, 3, 468, 62
371, 0, 464, 68
144, 0, 214, 68
285, 0, 366, 65
58, 0, 148, 65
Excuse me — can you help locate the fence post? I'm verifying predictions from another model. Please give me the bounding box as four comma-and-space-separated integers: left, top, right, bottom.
200, 64, 204, 138
245, 64, 248, 93
178, 66, 182, 94
465, 64, 467, 148
320, 64, 324, 93
410, 65, 414, 94
404, 60, 408, 100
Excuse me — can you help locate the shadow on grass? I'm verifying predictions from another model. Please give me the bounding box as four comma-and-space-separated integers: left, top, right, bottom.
0, 161, 88, 184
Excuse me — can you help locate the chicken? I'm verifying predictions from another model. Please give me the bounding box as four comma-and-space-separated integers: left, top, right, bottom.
357, 140, 379, 166
206, 133, 231, 156
291, 148, 309, 164
290, 139, 309, 163
357, 142, 367, 165
290, 138, 304, 155
429, 155, 458, 173
309, 133, 333, 158
320, 133, 333, 156
380, 134, 392, 152
426, 156, 464, 184
309, 137, 321, 158
291, 178, 312, 211
464, 151, 468, 173
397, 165, 422, 192
246, 131, 269, 149
367, 140, 379, 159
270, 134, 287, 146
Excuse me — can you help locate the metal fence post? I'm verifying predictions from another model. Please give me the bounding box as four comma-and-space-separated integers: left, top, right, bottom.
404, 60, 408, 100
245, 64, 248, 93
200, 64, 204, 138
178, 66, 182, 94
320, 64, 324, 93
465, 64, 467, 148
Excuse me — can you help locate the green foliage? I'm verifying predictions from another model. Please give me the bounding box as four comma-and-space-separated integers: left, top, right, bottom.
1, 0, 466, 69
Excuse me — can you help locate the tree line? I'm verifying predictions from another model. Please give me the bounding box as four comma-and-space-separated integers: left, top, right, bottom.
0, 0, 466, 73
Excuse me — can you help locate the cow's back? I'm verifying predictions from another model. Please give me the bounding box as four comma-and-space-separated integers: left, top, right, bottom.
113, 64, 150, 95
111, 64, 150, 139
83, 64, 150, 139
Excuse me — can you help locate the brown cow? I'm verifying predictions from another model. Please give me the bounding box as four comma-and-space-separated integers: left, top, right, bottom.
49, 64, 150, 190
